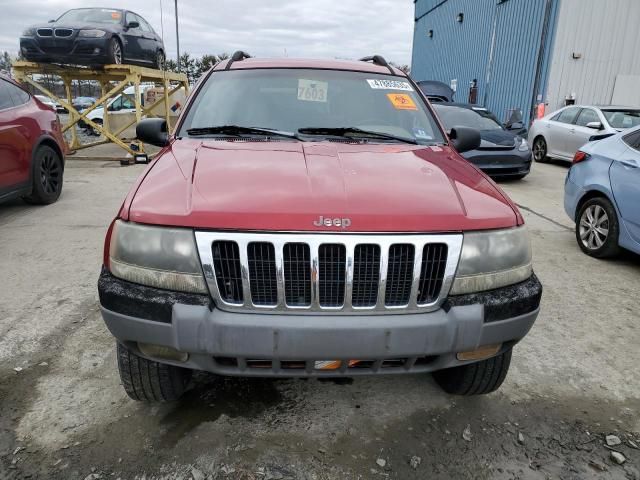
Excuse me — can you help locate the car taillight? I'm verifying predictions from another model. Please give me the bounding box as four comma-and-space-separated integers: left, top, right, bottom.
103, 218, 117, 269
572, 151, 590, 164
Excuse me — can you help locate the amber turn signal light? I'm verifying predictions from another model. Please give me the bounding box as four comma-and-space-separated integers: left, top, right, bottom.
456, 344, 501, 361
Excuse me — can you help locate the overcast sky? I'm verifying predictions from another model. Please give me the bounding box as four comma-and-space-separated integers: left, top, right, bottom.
0, 0, 415, 66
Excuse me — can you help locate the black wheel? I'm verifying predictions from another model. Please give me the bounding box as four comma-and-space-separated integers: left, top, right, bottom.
532, 136, 548, 163
154, 50, 165, 70
433, 348, 512, 395
90, 118, 103, 136
117, 342, 191, 402
575, 197, 621, 258
107, 38, 123, 65
23, 145, 63, 205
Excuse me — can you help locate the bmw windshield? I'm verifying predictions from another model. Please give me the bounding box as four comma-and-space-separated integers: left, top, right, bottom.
56, 8, 123, 24
179, 69, 445, 145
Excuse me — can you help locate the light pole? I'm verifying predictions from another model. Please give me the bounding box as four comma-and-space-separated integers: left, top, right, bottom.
175, 0, 180, 72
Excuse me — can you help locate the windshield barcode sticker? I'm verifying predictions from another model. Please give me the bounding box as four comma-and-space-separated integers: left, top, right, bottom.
367, 79, 414, 91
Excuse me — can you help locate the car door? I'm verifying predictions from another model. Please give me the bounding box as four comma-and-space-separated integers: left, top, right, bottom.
610, 129, 640, 244
0, 79, 32, 193
122, 11, 143, 61
136, 15, 157, 62
546, 106, 580, 159
568, 108, 601, 156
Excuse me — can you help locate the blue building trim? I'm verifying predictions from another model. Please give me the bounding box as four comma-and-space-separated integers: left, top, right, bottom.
412, 0, 560, 123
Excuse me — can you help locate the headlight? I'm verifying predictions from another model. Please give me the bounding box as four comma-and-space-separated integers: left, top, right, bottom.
22, 28, 36, 36
108, 220, 207, 294
450, 226, 532, 295
517, 137, 529, 152
79, 29, 107, 38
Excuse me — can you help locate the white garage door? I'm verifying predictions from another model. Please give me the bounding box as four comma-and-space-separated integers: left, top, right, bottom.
611, 75, 640, 106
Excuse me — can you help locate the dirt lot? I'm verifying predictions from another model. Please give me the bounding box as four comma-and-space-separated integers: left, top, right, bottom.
0, 159, 638, 480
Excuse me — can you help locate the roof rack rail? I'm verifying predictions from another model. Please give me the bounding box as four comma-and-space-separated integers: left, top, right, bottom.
225, 50, 252, 70
359, 55, 395, 75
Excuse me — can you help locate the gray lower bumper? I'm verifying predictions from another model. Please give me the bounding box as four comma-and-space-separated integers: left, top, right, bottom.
101, 302, 539, 377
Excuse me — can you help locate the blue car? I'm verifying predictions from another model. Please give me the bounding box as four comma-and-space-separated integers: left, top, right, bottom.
564, 125, 640, 257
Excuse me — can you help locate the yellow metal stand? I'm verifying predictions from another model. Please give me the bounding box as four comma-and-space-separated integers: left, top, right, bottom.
12, 61, 189, 158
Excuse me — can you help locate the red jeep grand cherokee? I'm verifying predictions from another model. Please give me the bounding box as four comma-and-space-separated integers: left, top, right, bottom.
98, 52, 542, 402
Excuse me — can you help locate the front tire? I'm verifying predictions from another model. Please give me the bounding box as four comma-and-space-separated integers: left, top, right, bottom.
532, 136, 548, 163
117, 343, 191, 402
576, 197, 620, 258
23, 145, 63, 205
433, 348, 512, 396
107, 38, 123, 65
154, 50, 165, 70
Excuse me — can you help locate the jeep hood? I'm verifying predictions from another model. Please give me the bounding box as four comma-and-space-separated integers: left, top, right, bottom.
126, 139, 520, 232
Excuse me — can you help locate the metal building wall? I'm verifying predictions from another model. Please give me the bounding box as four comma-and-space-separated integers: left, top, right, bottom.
412, 0, 558, 122
544, 0, 640, 110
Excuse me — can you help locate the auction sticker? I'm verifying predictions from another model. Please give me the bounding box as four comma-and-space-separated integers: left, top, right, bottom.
387, 93, 417, 110
367, 79, 414, 91
298, 79, 328, 102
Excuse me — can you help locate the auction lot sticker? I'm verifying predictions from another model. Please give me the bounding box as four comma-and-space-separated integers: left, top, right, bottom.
298, 79, 328, 102
387, 93, 418, 110
367, 79, 414, 91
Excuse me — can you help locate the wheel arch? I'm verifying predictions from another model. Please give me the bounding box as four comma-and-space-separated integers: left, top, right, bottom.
575, 188, 614, 222
33, 134, 65, 169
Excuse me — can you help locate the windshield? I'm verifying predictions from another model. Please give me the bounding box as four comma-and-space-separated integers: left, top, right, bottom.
179, 69, 445, 144
57, 8, 123, 24
601, 109, 640, 129
433, 105, 503, 131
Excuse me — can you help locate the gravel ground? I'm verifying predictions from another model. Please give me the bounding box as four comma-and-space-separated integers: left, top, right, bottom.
0, 159, 638, 480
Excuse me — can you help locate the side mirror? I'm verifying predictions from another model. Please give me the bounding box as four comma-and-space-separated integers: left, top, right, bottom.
126, 21, 140, 29
586, 121, 603, 130
449, 126, 481, 153
136, 118, 169, 147
48, 19, 56, 23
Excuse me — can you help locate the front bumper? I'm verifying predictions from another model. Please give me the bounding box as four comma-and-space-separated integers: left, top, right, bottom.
98, 270, 542, 377
20, 36, 111, 65
464, 149, 533, 177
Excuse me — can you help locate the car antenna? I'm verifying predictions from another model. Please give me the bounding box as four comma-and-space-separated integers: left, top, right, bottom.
225, 50, 252, 70
359, 55, 395, 75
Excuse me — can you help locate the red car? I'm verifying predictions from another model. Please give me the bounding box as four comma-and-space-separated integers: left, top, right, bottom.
0, 75, 66, 205
99, 53, 542, 402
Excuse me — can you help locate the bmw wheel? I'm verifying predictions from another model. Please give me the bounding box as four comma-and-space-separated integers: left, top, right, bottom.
532, 136, 548, 163
108, 38, 123, 65
576, 197, 620, 258
154, 50, 165, 70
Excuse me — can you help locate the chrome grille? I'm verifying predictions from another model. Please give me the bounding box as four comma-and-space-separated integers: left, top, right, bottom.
37, 28, 53, 37
196, 233, 463, 314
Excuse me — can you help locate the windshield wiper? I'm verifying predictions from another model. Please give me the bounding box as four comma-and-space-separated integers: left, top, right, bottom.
298, 127, 418, 145
186, 125, 300, 140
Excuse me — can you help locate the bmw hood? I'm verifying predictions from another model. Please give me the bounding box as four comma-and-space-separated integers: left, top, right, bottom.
126, 139, 520, 232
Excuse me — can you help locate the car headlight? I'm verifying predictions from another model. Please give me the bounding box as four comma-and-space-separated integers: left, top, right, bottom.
108, 220, 208, 294
22, 27, 36, 36
517, 137, 529, 152
79, 29, 107, 38
450, 226, 532, 295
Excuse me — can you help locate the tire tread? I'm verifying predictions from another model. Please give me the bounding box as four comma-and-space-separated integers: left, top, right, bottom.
434, 348, 512, 396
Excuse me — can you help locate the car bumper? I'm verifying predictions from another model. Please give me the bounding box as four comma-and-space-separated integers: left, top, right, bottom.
463, 150, 533, 177
20, 36, 111, 65
564, 171, 582, 220
98, 269, 542, 377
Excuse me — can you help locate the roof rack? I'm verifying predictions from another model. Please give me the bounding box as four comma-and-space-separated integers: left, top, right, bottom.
359, 55, 395, 75
225, 50, 252, 70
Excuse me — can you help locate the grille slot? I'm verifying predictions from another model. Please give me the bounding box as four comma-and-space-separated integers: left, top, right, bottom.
54, 28, 73, 37
211, 241, 243, 304
37, 28, 53, 37
385, 244, 415, 306
318, 244, 346, 307
283, 243, 311, 306
418, 243, 448, 304
247, 242, 277, 306
352, 244, 381, 307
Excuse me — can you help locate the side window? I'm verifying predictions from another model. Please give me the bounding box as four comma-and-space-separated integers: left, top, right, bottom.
0, 80, 14, 110
137, 15, 153, 33
622, 130, 640, 151
575, 109, 599, 127
556, 107, 580, 124
125, 12, 139, 28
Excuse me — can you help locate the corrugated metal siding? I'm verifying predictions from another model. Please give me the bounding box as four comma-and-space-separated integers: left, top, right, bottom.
415, 0, 446, 19
545, 0, 640, 110
412, 0, 557, 121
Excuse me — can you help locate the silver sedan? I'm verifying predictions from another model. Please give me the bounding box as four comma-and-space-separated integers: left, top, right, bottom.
528, 105, 640, 162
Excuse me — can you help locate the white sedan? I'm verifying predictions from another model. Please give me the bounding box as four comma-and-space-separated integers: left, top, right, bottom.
528, 105, 640, 162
